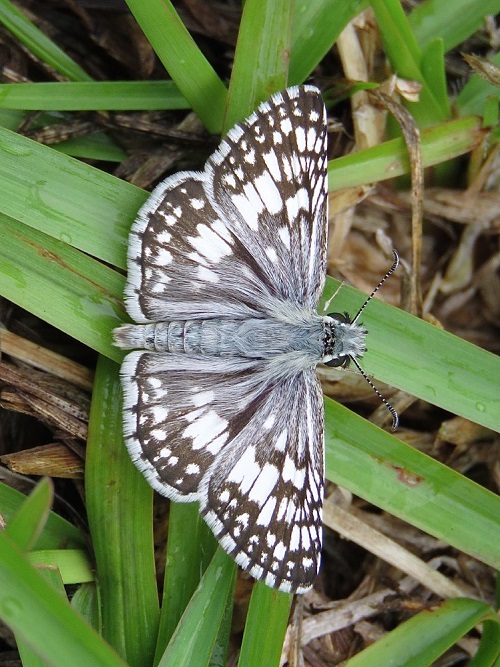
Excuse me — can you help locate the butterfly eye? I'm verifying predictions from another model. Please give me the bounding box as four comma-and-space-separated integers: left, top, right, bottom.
324, 355, 350, 368
326, 311, 352, 325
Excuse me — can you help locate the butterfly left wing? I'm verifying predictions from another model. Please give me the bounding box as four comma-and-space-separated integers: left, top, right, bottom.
121, 350, 324, 593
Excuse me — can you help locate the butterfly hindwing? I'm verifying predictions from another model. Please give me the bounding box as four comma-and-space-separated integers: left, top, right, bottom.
202, 367, 324, 593
121, 350, 324, 593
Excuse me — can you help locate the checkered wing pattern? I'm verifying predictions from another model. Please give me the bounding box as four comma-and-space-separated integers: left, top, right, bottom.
117, 86, 329, 594
122, 352, 324, 593
124, 86, 327, 322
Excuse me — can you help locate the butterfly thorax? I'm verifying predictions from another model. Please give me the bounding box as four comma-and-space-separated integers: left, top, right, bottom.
115, 316, 327, 364
321, 313, 367, 367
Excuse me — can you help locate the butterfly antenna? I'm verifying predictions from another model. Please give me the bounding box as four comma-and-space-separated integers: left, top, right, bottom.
352, 250, 400, 324
352, 250, 400, 430
349, 355, 399, 431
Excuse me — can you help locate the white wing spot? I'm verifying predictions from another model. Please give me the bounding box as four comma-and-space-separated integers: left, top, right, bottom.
244, 148, 256, 164
256, 496, 277, 526
227, 445, 260, 493
254, 172, 283, 214
151, 428, 167, 441
156, 230, 171, 244
150, 406, 169, 422
280, 117, 292, 135
262, 150, 280, 177
273, 541, 286, 560
275, 430, 288, 452
206, 431, 229, 455
192, 390, 215, 407
188, 225, 232, 263
248, 463, 279, 504
154, 248, 172, 266
278, 226, 291, 249
262, 414, 276, 430
182, 410, 228, 450
223, 173, 237, 188
196, 266, 219, 283
265, 246, 277, 263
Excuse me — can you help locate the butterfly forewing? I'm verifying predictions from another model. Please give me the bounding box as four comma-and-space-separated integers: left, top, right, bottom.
124, 86, 328, 324
117, 85, 329, 594
207, 87, 328, 308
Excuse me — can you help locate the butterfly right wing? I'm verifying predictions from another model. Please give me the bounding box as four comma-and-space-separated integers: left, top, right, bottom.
123, 86, 328, 325
121, 350, 324, 593
124, 172, 284, 324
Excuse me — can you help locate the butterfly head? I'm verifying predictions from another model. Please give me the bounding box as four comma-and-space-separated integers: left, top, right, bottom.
321, 313, 367, 367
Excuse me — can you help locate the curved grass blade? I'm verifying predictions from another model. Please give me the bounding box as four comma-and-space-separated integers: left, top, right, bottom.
157, 549, 235, 667
344, 598, 500, 667
0, 530, 128, 666
225, 0, 293, 130
0, 482, 85, 550
125, 0, 227, 134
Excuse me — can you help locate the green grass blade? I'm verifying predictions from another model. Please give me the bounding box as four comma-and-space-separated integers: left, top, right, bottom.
409, 0, 500, 53
224, 0, 293, 130
5, 477, 53, 550
420, 38, 450, 117
27, 550, 94, 585
469, 618, 500, 666
16, 568, 67, 667
324, 400, 500, 572
0, 482, 85, 550
0, 0, 92, 81
86, 355, 159, 666
344, 598, 500, 667
328, 116, 483, 191
0, 125, 145, 268
54, 133, 128, 162
370, 0, 449, 125
70, 583, 100, 631
238, 584, 292, 667
289, 0, 368, 85
125, 0, 227, 133
0, 530, 128, 666
0, 81, 189, 111
0, 213, 125, 360
157, 549, 235, 667
156, 503, 218, 659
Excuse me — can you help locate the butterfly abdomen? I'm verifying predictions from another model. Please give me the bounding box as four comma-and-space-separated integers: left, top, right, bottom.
115, 317, 325, 361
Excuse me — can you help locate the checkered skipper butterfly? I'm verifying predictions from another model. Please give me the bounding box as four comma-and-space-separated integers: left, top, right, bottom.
114, 86, 394, 594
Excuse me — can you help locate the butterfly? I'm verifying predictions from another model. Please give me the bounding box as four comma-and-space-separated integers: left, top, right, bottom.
114, 85, 383, 594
